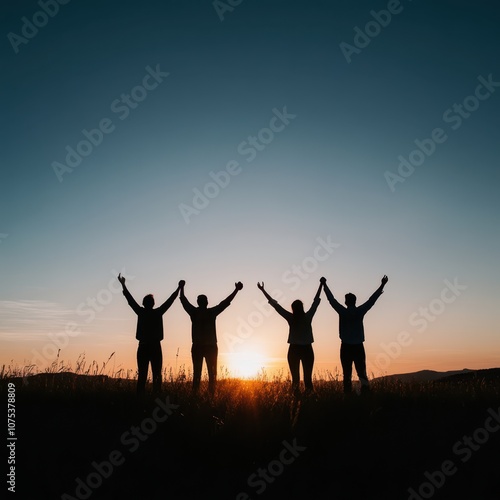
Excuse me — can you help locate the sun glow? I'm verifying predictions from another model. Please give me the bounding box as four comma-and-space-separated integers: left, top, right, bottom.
227, 351, 266, 379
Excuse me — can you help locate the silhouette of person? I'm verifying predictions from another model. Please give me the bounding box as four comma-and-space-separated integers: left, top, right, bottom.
118, 274, 182, 397
321, 275, 388, 394
257, 281, 323, 394
179, 281, 243, 394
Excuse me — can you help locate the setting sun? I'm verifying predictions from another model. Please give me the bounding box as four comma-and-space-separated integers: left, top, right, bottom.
226, 351, 266, 379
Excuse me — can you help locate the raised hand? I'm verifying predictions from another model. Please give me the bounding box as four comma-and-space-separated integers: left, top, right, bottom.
257, 282, 264, 291
179, 280, 186, 288
118, 273, 126, 286
381, 275, 388, 286
235, 282, 243, 291
320, 277, 327, 285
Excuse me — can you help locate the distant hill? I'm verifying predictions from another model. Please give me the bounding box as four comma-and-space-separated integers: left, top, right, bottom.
5, 368, 500, 386
376, 368, 500, 383
434, 367, 500, 383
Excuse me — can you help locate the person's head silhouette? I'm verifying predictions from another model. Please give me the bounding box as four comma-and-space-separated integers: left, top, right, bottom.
197, 295, 208, 309
291, 300, 305, 315
142, 294, 155, 309
345, 293, 356, 307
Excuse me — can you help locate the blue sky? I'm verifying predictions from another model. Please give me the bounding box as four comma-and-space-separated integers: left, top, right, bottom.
1, 0, 499, 378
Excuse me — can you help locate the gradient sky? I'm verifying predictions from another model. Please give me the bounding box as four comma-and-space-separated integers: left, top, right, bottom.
1, 0, 499, 380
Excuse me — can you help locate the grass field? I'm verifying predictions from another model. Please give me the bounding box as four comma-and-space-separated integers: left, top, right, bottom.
2, 361, 500, 500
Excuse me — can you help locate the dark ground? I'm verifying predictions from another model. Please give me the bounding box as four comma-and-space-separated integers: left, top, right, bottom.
4, 370, 500, 500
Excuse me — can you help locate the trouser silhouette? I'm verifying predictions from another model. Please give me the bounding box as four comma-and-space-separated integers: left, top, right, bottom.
287, 344, 315, 391
191, 344, 218, 393
137, 341, 163, 396
340, 342, 369, 393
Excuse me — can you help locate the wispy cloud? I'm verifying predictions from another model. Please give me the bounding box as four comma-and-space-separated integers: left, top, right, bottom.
0, 300, 75, 341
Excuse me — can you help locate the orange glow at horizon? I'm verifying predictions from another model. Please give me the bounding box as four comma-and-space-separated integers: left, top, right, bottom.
222, 351, 267, 379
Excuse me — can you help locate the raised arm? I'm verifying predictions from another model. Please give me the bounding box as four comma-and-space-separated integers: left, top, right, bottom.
313, 281, 323, 302
225, 282, 244, 303
320, 277, 344, 313
213, 282, 243, 314
257, 282, 273, 302
179, 280, 196, 314
320, 276, 332, 301
157, 280, 184, 314
257, 282, 291, 320
381, 274, 388, 288
360, 275, 388, 311
372, 274, 388, 297
307, 281, 323, 317
118, 273, 141, 314
369, 275, 388, 299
